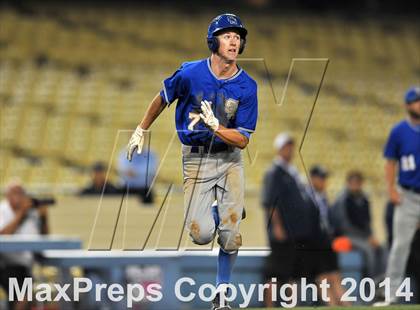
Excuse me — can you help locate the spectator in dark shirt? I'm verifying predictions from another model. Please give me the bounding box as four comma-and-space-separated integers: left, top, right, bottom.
305, 165, 349, 306
262, 133, 336, 306
307, 166, 331, 233
80, 162, 119, 195
331, 170, 382, 278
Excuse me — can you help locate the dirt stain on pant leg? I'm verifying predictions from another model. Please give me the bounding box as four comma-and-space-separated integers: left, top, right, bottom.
190, 220, 200, 240
230, 210, 238, 224
222, 207, 238, 225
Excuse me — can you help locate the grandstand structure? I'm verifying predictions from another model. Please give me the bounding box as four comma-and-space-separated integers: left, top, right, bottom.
1, 3, 419, 241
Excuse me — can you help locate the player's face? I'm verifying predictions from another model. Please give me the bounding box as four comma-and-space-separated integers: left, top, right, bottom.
217, 31, 241, 62
406, 100, 420, 120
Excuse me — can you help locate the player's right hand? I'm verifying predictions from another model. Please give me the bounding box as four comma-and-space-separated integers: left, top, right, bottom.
389, 187, 401, 206
127, 125, 144, 161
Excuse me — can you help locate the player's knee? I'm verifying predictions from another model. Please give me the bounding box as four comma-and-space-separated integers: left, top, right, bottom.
190, 230, 215, 245
188, 220, 215, 245
218, 230, 242, 252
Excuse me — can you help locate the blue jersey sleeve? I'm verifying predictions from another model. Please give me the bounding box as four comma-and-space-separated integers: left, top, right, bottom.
236, 83, 258, 139
160, 64, 186, 105
384, 126, 399, 160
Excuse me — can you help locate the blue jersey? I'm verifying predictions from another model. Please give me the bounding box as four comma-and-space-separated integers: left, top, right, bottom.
383, 120, 420, 188
159, 58, 258, 147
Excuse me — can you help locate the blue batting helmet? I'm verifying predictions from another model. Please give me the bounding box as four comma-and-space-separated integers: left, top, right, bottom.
207, 13, 248, 54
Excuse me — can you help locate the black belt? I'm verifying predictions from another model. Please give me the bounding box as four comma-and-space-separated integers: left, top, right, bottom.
190, 144, 233, 154
401, 185, 420, 194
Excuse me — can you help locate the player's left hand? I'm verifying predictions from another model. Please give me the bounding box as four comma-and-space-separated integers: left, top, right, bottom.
127, 125, 144, 161
199, 100, 219, 132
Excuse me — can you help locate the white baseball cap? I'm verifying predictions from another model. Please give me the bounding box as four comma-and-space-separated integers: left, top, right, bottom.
273, 132, 294, 151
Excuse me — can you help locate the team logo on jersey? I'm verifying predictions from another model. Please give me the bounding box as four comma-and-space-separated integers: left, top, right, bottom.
227, 16, 237, 25
225, 98, 239, 120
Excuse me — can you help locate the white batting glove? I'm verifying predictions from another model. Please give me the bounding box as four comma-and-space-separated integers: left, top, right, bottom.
127, 125, 144, 161
199, 100, 219, 132
188, 112, 201, 131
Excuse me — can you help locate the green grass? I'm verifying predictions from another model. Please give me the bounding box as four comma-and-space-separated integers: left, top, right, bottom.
246, 306, 419, 310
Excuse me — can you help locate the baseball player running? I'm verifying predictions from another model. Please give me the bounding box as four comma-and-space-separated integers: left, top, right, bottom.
127, 13, 258, 310
376, 86, 420, 306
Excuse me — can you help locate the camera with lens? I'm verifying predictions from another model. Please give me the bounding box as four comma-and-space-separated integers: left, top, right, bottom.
30, 197, 56, 208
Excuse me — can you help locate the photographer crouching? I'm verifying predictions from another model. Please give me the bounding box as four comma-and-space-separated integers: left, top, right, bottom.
0, 181, 50, 310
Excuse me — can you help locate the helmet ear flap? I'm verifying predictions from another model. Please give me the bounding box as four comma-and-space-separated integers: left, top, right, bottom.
239, 37, 246, 54
207, 37, 219, 53
208, 37, 246, 54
